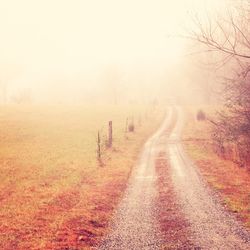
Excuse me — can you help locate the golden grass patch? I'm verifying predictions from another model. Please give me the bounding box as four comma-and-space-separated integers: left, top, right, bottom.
0, 104, 164, 249
182, 106, 250, 230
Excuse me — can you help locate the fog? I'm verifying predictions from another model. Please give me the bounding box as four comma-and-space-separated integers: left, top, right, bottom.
0, 0, 226, 104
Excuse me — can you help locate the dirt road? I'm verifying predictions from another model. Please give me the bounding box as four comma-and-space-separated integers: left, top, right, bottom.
98, 109, 173, 249
98, 107, 250, 249
169, 107, 250, 249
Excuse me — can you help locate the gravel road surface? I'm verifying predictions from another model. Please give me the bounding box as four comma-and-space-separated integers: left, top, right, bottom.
98, 107, 250, 249
98, 108, 173, 250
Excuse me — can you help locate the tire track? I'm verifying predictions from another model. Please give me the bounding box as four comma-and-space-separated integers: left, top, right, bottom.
98, 108, 174, 249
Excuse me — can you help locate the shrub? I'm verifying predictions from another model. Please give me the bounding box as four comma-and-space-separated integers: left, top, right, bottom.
197, 110, 206, 121
128, 123, 135, 132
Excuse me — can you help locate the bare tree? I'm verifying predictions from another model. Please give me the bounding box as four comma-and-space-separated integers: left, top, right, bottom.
186, 1, 250, 167
11, 88, 32, 104
102, 65, 123, 105
0, 81, 7, 104
0, 64, 22, 104
186, 1, 250, 61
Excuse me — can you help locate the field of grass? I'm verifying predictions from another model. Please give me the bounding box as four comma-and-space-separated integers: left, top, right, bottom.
0, 104, 164, 250
183, 106, 250, 229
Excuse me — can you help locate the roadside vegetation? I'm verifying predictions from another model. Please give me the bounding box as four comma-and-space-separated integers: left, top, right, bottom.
0, 104, 164, 249
183, 0, 250, 229
183, 106, 250, 229
187, 0, 250, 169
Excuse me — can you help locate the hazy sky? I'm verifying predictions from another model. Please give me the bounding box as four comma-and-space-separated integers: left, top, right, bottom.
0, 0, 225, 102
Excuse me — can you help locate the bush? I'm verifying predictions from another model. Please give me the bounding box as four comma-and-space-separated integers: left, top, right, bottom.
128, 123, 135, 132
197, 110, 206, 121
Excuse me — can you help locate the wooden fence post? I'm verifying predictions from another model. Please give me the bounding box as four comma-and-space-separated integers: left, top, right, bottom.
128, 116, 135, 132
97, 131, 101, 160
108, 121, 112, 147
125, 118, 128, 133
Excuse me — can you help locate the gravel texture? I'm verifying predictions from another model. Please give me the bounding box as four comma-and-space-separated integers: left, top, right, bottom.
98, 106, 250, 249
169, 107, 250, 249
98, 109, 173, 250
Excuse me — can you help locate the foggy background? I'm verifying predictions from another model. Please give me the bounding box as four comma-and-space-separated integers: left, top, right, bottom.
0, 0, 226, 105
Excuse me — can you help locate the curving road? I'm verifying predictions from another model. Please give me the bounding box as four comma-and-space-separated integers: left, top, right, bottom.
98, 107, 250, 249
98, 108, 173, 249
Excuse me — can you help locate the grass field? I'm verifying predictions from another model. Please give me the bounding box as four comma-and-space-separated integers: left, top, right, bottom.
183, 106, 250, 229
0, 104, 164, 250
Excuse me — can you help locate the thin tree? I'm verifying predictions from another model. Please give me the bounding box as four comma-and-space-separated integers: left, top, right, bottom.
185, 1, 250, 166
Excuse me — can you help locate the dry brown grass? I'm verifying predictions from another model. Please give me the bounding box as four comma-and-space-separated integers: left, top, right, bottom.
0, 104, 164, 250
183, 106, 250, 229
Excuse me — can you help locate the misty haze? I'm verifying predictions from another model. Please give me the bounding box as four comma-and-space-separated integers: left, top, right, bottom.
0, 0, 249, 249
